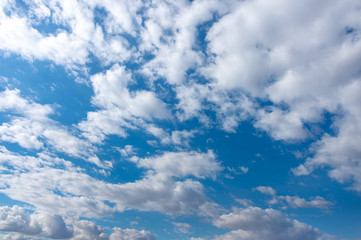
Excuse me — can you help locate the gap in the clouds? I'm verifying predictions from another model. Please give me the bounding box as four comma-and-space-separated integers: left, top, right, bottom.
8, 0, 29, 17
0, 55, 95, 126
286, 173, 361, 239
345, 26, 356, 35
193, 120, 335, 210
86, 52, 109, 75
96, 133, 152, 183
9, 0, 71, 35
304, 111, 339, 140
94, 6, 108, 34
32, 18, 72, 37
0, 193, 34, 210
195, 13, 219, 54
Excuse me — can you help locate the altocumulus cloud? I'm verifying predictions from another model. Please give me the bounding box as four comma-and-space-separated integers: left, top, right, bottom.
0, 0, 360, 239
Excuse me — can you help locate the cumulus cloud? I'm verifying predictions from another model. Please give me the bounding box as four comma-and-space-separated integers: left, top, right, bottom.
78, 64, 170, 143
271, 196, 332, 209
0, 206, 155, 240
72, 220, 108, 240
0, 147, 222, 217
0, 89, 107, 168
0, 206, 73, 239
146, 125, 197, 147
110, 228, 155, 240
0, 0, 360, 239
201, 0, 361, 190
213, 207, 322, 240
130, 150, 222, 179
254, 186, 276, 196
172, 222, 191, 234
255, 186, 332, 209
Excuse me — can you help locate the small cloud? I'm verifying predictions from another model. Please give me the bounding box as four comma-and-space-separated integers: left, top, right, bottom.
235, 198, 254, 207
130, 220, 139, 226
254, 186, 277, 196
172, 222, 191, 234
118, 145, 136, 157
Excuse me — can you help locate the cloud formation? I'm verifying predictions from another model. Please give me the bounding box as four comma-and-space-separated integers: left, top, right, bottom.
0, 0, 360, 239
213, 207, 322, 240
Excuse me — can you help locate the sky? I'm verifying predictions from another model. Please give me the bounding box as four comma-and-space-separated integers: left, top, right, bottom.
0, 0, 360, 239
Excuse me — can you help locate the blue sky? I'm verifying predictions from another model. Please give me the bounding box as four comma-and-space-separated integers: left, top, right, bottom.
0, 0, 361, 239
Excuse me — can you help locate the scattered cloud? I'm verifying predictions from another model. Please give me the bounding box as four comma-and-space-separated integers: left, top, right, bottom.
78, 64, 170, 144
0, 205, 73, 239
254, 186, 276, 196
0, 0, 360, 239
255, 186, 333, 209
172, 222, 191, 234
0, 89, 108, 168
213, 207, 322, 240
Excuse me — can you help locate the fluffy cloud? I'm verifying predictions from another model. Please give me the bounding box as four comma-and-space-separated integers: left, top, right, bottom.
78, 64, 170, 143
202, 0, 361, 190
109, 228, 155, 240
0, 0, 360, 238
254, 186, 277, 196
172, 222, 191, 234
0, 89, 107, 168
255, 186, 332, 209
72, 220, 109, 240
0, 206, 73, 239
0, 147, 221, 217
130, 150, 222, 179
213, 207, 322, 240
0, 206, 154, 240
271, 196, 332, 209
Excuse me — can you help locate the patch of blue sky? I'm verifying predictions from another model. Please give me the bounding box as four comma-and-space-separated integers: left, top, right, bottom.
0, 55, 95, 126
0, 194, 32, 209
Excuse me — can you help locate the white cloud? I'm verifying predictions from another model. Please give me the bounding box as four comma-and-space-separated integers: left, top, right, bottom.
118, 145, 136, 157
255, 186, 332, 209
0, 4, 89, 68
146, 125, 197, 147
0, 147, 222, 217
172, 222, 191, 234
293, 79, 361, 191
274, 196, 332, 209
140, 0, 229, 85
0, 206, 73, 239
213, 207, 322, 240
254, 186, 276, 196
0, 206, 155, 240
78, 64, 170, 144
235, 199, 254, 207
0, 0, 139, 71
0, 89, 107, 167
109, 228, 154, 240
198, 0, 361, 191
72, 220, 108, 240
130, 150, 222, 179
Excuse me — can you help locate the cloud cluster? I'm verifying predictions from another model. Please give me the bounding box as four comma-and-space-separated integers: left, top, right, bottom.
0, 146, 222, 218
254, 186, 332, 209
0, 206, 73, 239
201, 0, 361, 191
0, 206, 155, 240
78, 64, 170, 144
1, 0, 360, 191
213, 207, 322, 240
0, 0, 360, 239
0, 89, 108, 168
